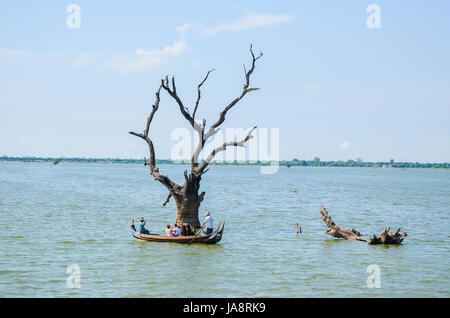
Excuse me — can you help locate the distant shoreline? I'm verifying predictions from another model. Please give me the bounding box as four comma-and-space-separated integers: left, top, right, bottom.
1, 156, 448, 169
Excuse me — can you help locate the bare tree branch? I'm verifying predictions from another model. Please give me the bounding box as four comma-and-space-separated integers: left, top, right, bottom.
190, 69, 215, 170
191, 46, 262, 169
129, 84, 181, 193
244, 44, 263, 90
161, 70, 218, 170
162, 192, 172, 206
196, 126, 257, 173
198, 191, 205, 203
193, 69, 215, 121
191, 128, 205, 170
206, 45, 262, 136
161, 76, 202, 132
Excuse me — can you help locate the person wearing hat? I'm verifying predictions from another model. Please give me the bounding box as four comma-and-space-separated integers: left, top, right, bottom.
139, 217, 150, 234
201, 211, 214, 235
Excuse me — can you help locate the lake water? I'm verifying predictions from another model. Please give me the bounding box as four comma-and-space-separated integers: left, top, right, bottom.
0, 162, 448, 297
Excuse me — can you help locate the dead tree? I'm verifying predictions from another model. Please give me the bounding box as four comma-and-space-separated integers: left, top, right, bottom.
320, 206, 407, 244
320, 206, 366, 241
130, 46, 262, 228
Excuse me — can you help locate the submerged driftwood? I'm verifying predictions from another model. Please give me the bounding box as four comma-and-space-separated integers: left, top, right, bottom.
320, 206, 407, 245
366, 227, 408, 244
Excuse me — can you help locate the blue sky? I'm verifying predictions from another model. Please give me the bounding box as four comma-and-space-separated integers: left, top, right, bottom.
0, 0, 449, 162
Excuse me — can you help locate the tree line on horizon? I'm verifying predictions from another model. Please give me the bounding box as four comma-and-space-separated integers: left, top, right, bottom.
0, 155, 448, 169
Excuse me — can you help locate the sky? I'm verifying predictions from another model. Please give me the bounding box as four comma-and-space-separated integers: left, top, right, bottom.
0, 0, 449, 162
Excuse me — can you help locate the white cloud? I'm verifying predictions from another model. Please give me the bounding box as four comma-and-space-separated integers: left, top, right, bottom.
176, 23, 199, 36
340, 141, 351, 149
19, 138, 29, 144
202, 13, 294, 36
98, 41, 187, 75
72, 51, 104, 68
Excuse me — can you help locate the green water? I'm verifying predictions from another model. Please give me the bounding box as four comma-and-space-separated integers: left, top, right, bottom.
0, 162, 448, 297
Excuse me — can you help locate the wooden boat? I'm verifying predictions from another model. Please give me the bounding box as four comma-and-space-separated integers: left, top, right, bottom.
130, 220, 225, 244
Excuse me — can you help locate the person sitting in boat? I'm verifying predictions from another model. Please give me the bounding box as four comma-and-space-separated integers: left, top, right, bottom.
201, 211, 214, 235
165, 224, 173, 236
139, 217, 150, 234
187, 224, 195, 236
172, 224, 181, 236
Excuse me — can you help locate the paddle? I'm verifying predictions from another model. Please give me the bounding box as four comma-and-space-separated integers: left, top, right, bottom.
187, 224, 206, 245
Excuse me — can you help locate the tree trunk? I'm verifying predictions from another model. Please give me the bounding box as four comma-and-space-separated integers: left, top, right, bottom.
320, 206, 366, 241
173, 172, 205, 228
173, 193, 202, 228
130, 47, 262, 231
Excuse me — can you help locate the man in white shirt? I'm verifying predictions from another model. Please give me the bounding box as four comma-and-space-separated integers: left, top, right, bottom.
201, 211, 214, 235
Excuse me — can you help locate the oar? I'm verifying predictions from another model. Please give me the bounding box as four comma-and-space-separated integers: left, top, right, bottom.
187, 225, 204, 245
188, 221, 222, 245
196, 224, 206, 236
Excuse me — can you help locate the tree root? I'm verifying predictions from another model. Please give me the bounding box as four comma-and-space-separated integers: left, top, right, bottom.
367, 227, 407, 244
